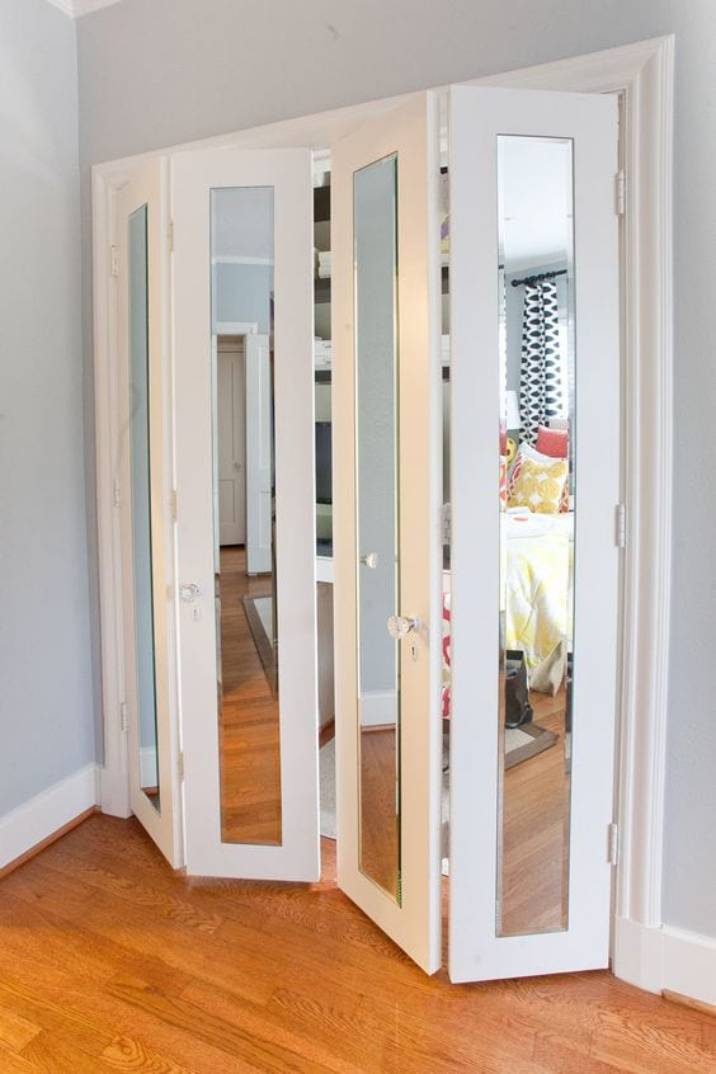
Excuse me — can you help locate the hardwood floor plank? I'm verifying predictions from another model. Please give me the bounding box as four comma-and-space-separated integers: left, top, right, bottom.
0, 1007, 41, 1055
2, 814, 716, 1074
101, 1035, 198, 1073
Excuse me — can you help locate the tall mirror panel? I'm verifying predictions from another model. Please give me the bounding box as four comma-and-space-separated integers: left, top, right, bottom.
354, 155, 401, 901
128, 204, 161, 811
496, 136, 575, 936
210, 186, 282, 846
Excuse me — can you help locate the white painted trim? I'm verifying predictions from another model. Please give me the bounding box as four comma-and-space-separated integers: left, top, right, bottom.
615, 917, 716, 1009
359, 691, 397, 728
0, 765, 99, 870
215, 321, 258, 336
93, 167, 131, 820
45, 0, 122, 17
212, 257, 274, 267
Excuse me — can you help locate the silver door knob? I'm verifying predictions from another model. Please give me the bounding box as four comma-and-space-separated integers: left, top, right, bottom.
179, 583, 200, 603
360, 552, 379, 569
387, 614, 419, 640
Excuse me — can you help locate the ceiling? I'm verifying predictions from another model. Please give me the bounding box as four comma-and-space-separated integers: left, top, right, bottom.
45, 0, 122, 17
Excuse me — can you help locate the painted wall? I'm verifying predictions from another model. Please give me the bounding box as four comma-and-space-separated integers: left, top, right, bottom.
0, 0, 95, 816
75, 0, 716, 938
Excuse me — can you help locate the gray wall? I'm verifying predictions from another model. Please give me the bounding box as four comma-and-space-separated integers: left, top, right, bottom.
75, 0, 716, 938
0, 0, 95, 815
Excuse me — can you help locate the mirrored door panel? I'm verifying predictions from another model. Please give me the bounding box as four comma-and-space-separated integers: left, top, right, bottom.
174, 147, 318, 881
354, 156, 401, 900
449, 85, 619, 983
496, 135, 575, 937
332, 93, 442, 974
128, 204, 161, 812
210, 187, 282, 846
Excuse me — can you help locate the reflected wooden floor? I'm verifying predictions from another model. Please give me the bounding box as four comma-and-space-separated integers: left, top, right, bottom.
360, 728, 399, 899
354, 689, 569, 934
2, 814, 716, 1073
218, 545, 282, 845
501, 688, 569, 936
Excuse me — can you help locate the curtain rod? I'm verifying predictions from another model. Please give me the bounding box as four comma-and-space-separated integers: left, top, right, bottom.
511, 268, 568, 288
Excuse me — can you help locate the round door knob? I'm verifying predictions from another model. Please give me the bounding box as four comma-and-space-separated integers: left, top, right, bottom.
387, 615, 419, 640
360, 552, 379, 569
179, 583, 200, 603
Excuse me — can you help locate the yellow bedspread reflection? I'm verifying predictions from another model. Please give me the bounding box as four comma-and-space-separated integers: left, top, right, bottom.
502, 511, 574, 694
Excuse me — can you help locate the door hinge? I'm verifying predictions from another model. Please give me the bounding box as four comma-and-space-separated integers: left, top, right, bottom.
615, 170, 626, 216
615, 503, 626, 548
170, 488, 178, 523
441, 502, 452, 546
607, 822, 620, 866
113, 478, 121, 508
168, 219, 175, 254
110, 244, 119, 277
178, 751, 185, 782
119, 701, 129, 734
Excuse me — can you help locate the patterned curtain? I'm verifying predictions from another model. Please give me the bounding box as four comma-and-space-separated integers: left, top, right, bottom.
518, 279, 562, 444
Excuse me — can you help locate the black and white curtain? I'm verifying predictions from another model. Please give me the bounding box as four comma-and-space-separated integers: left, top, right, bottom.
518, 279, 563, 445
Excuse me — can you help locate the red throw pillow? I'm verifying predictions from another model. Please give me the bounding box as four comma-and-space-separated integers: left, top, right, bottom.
535, 425, 568, 459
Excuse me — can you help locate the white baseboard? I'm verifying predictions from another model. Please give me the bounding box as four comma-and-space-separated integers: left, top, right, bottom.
359, 690, 397, 728
0, 763, 99, 871
614, 915, 716, 1008
140, 746, 158, 788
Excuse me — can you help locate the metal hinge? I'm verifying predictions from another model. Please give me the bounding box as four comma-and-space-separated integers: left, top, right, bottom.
607, 822, 620, 866
178, 751, 185, 782
113, 478, 121, 508
615, 503, 626, 548
170, 489, 178, 523
615, 170, 626, 216
168, 219, 175, 253
441, 502, 451, 545
119, 701, 129, 734
110, 245, 119, 277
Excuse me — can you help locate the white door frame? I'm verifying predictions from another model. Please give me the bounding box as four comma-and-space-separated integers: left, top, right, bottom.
92, 36, 673, 987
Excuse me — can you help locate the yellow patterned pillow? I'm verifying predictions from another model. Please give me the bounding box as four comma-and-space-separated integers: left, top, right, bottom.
507, 455, 568, 514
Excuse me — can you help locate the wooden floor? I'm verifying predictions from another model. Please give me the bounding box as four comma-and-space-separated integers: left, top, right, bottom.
1, 814, 715, 1073
501, 689, 570, 936
218, 546, 282, 845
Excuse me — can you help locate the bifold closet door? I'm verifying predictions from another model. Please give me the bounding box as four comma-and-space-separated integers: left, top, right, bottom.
116, 160, 183, 868
332, 94, 444, 974
448, 85, 620, 982
172, 147, 319, 880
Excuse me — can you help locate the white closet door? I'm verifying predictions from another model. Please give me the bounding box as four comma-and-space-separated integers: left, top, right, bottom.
217, 341, 246, 547
332, 94, 444, 974
116, 160, 183, 867
448, 85, 620, 982
173, 147, 319, 880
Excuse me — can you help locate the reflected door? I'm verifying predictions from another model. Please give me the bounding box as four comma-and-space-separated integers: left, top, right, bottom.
332, 95, 444, 974
448, 86, 620, 982
116, 162, 182, 867
173, 148, 319, 879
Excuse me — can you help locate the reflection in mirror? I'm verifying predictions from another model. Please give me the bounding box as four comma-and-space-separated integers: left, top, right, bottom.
355, 156, 401, 901
128, 204, 161, 811
496, 136, 575, 936
210, 187, 282, 845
